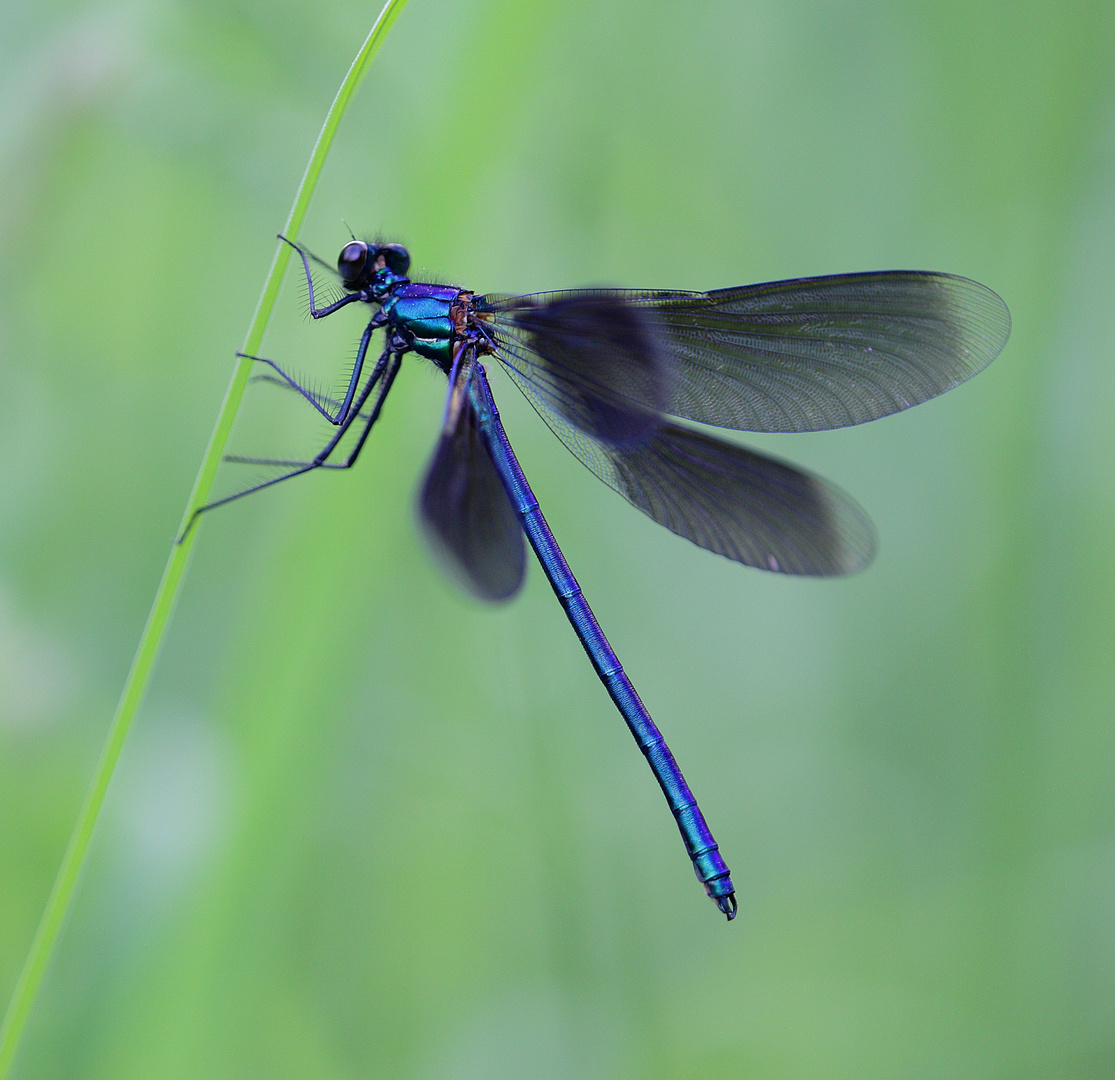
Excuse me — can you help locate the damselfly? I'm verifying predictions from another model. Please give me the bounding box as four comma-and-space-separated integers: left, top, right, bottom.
190, 236, 1010, 919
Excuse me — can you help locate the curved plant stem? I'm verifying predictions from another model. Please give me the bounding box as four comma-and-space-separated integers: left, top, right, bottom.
0, 2, 410, 1074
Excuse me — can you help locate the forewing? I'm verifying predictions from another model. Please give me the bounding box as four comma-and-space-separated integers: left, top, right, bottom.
479, 271, 1010, 433
418, 390, 526, 602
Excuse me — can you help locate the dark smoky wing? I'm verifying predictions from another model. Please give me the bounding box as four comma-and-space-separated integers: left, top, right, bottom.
418, 393, 526, 602
478, 291, 672, 447
611, 423, 875, 574
576, 421, 876, 576
479, 272, 1010, 433
485, 332, 875, 576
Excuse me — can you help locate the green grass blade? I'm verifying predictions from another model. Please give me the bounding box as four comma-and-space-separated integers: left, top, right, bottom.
0, 2, 410, 1073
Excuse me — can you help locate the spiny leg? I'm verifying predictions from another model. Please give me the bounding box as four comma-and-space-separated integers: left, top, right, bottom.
280, 233, 337, 279
227, 351, 401, 473
279, 233, 362, 319
237, 309, 384, 426
178, 347, 395, 539
324, 352, 402, 470
225, 376, 378, 468
246, 374, 376, 423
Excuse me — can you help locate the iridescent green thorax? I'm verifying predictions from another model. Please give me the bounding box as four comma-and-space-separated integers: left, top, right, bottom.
381, 282, 462, 369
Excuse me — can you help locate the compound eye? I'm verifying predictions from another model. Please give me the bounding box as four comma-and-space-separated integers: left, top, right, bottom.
337, 240, 369, 284
380, 243, 410, 276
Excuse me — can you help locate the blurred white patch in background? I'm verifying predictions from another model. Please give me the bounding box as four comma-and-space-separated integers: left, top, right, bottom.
107, 701, 234, 896
0, 2, 146, 226
0, 585, 78, 730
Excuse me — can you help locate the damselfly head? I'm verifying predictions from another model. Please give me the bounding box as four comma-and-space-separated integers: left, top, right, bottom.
337, 241, 410, 290
337, 240, 370, 288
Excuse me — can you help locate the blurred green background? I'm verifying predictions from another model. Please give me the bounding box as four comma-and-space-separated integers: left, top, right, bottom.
2, 1, 1114, 1076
